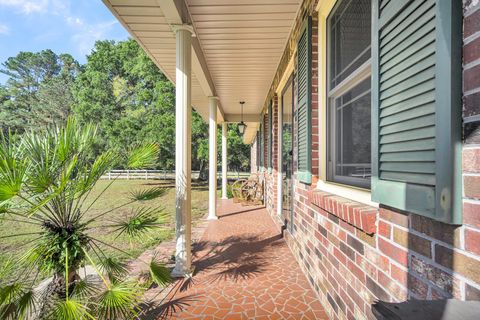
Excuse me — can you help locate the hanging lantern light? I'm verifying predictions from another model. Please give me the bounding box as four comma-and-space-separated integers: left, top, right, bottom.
238, 101, 247, 135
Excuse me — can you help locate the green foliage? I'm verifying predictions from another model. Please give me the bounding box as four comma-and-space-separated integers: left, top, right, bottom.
226, 183, 234, 199
0, 119, 171, 319
49, 299, 93, 320
0, 50, 79, 132
95, 281, 141, 319
111, 206, 168, 239
26, 226, 89, 274
148, 259, 171, 287
0, 40, 250, 172
127, 143, 159, 169
129, 187, 167, 201
225, 124, 251, 171
72, 40, 177, 169
98, 258, 129, 280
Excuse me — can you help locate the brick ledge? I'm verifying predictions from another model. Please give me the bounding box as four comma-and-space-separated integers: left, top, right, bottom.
307, 189, 378, 234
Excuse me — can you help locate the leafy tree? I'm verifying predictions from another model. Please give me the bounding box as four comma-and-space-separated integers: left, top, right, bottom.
225, 124, 251, 172
0, 50, 79, 132
192, 110, 209, 179
36, 54, 79, 125
73, 40, 177, 169
0, 40, 251, 172
0, 118, 171, 319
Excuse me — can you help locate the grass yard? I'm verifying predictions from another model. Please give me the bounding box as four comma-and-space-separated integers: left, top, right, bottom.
0, 179, 209, 281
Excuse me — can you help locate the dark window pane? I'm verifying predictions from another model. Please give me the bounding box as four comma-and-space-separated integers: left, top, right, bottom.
331, 77, 371, 188
328, 0, 371, 88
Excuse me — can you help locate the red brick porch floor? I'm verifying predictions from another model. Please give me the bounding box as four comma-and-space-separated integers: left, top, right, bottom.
143, 199, 327, 319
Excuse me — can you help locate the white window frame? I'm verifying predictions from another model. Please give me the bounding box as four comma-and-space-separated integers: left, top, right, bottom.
316, 0, 379, 207
326, 61, 372, 189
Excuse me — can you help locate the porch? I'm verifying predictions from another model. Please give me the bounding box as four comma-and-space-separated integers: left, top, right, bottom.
101, 0, 480, 319
143, 199, 327, 319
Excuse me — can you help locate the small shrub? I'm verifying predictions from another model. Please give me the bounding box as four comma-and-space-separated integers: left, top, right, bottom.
226, 183, 234, 199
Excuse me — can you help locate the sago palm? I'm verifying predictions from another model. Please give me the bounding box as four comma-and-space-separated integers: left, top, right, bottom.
0, 118, 172, 319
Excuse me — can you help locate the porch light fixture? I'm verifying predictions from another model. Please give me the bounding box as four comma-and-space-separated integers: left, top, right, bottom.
238, 101, 247, 135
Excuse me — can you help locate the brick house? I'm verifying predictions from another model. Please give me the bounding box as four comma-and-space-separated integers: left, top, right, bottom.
252, 0, 480, 318
104, 0, 480, 318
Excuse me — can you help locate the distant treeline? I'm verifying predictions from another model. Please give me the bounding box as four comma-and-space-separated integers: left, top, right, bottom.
0, 39, 250, 175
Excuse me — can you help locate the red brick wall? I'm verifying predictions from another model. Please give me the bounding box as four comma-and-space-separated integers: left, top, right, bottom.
253, 1, 480, 320
265, 95, 279, 214
263, 113, 268, 172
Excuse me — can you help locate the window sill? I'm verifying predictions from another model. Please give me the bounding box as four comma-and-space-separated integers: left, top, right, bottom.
308, 186, 378, 235
316, 180, 378, 208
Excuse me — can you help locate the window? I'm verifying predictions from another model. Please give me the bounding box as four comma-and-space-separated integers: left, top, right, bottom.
268, 101, 273, 171
327, 0, 372, 189
259, 125, 263, 170
256, 130, 261, 171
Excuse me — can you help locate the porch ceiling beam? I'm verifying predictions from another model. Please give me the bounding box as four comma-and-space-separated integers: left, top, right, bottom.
158, 0, 225, 122
224, 114, 262, 123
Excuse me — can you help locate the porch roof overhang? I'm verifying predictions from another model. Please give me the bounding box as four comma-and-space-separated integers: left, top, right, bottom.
102, 0, 301, 144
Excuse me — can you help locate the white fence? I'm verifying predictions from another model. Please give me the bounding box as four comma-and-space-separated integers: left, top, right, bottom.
100, 169, 250, 180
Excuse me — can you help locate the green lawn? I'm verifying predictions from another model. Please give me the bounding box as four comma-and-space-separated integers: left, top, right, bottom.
0, 179, 209, 280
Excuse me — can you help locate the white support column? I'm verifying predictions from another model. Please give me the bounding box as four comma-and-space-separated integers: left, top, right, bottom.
208, 96, 218, 220
172, 25, 193, 277
221, 122, 228, 199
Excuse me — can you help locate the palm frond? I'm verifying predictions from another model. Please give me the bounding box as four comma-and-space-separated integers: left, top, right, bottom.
129, 187, 167, 201
95, 281, 142, 320
111, 207, 169, 239
20, 131, 56, 194
48, 298, 93, 320
54, 117, 97, 164
0, 259, 14, 284
98, 257, 129, 279
0, 282, 23, 306
14, 289, 36, 320
0, 281, 35, 320
0, 201, 11, 216
127, 143, 159, 169
75, 151, 117, 200
148, 260, 171, 287
0, 133, 27, 201
71, 276, 100, 299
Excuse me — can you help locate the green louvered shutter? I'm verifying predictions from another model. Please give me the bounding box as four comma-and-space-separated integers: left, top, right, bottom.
371, 0, 462, 224
259, 124, 264, 171
256, 132, 260, 171
268, 101, 273, 173
296, 16, 312, 184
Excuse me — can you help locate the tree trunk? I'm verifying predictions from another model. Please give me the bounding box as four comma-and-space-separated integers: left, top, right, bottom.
198, 160, 208, 181
37, 272, 75, 319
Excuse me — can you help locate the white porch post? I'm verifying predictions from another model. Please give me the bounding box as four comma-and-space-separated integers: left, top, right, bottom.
208, 96, 218, 220
221, 122, 228, 199
172, 25, 193, 277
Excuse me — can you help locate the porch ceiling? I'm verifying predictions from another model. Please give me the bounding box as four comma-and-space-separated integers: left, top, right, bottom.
185, 0, 299, 115
103, 0, 300, 143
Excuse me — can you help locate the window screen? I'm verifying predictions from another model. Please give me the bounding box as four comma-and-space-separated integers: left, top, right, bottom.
327, 0, 372, 189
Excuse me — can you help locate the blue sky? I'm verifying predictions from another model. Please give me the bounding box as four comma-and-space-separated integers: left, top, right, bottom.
0, 0, 129, 83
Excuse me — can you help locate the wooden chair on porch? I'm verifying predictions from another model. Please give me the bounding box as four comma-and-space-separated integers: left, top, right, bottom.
231, 173, 264, 206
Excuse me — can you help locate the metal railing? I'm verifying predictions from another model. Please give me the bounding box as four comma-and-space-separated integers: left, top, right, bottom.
100, 169, 250, 180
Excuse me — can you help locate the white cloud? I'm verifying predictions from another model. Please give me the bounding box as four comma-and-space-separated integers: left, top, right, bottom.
0, 0, 49, 14
0, 0, 124, 56
69, 19, 119, 56
0, 23, 9, 35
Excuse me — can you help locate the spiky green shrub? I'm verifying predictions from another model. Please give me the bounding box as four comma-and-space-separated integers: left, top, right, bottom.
0, 118, 171, 319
